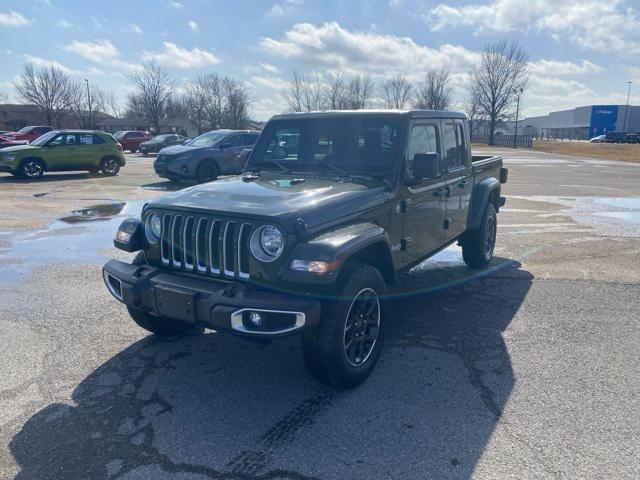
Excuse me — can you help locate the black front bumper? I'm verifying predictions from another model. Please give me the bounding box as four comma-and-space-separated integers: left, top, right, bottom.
0, 165, 15, 173
102, 259, 321, 337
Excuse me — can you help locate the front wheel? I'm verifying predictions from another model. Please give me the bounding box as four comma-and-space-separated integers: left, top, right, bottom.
195, 161, 219, 183
100, 157, 120, 176
129, 147, 137, 153
20, 159, 45, 179
462, 203, 497, 269
302, 261, 387, 389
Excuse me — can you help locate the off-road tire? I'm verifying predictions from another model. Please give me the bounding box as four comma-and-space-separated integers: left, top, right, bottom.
100, 157, 120, 176
19, 158, 45, 179
195, 160, 219, 184
302, 261, 387, 389
462, 203, 497, 269
126, 252, 203, 337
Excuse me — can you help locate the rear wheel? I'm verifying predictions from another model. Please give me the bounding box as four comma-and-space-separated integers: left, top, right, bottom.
462, 203, 497, 269
19, 158, 45, 179
100, 157, 120, 176
130, 147, 137, 153
127, 253, 202, 337
302, 261, 386, 389
196, 160, 219, 183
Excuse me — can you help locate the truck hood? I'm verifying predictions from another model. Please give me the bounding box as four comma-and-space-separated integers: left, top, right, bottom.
149, 174, 386, 230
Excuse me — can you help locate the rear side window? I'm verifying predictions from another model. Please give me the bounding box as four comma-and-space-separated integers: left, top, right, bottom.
226, 135, 244, 147
442, 123, 466, 168
34, 127, 51, 134
78, 134, 105, 145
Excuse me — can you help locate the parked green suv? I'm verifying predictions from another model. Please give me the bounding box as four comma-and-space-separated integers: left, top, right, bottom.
0, 130, 126, 179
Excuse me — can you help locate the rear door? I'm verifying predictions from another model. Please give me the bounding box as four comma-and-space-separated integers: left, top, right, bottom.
77, 133, 108, 168
401, 122, 447, 263
441, 120, 472, 240
219, 134, 245, 173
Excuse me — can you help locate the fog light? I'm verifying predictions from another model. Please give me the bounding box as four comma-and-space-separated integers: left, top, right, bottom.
249, 311, 263, 327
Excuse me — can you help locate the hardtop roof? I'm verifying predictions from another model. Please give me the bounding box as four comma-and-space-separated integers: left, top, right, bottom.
270, 109, 467, 121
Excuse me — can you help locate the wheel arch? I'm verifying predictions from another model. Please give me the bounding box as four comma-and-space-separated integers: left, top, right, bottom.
467, 177, 500, 230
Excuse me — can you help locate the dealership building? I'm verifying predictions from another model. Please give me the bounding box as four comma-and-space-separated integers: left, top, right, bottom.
521, 105, 640, 140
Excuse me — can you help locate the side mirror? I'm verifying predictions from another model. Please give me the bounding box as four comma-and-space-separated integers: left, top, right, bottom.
412, 153, 440, 180
238, 148, 252, 164
220, 142, 232, 149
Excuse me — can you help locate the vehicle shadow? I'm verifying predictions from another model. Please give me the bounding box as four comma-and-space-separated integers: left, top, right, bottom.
10, 257, 532, 479
0, 172, 107, 183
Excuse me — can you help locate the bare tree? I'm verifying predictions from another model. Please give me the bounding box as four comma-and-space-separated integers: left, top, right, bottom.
412, 69, 454, 111
222, 77, 251, 129
0, 91, 7, 103
126, 62, 174, 132
184, 78, 208, 133
381, 75, 413, 109
283, 70, 325, 112
470, 40, 529, 145
14, 63, 75, 126
96, 89, 124, 119
346, 75, 375, 109
326, 74, 350, 110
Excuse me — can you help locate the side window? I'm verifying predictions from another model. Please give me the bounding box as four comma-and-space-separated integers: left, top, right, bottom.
256, 128, 301, 162
47, 134, 64, 146
406, 124, 440, 178
227, 135, 243, 147
78, 134, 104, 145
61, 134, 78, 145
35, 127, 49, 134
243, 134, 259, 146
442, 123, 466, 168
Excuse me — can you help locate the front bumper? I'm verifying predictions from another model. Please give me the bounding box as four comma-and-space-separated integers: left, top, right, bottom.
102, 259, 321, 337
0, 165, 16, 173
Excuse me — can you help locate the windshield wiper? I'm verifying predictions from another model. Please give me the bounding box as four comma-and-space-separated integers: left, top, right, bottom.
250, 159, 290, 173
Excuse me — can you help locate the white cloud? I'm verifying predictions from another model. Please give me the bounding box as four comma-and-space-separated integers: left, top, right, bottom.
65, 40, 120, 62
57, 18, 72, 28
64, 40, 139, 72
269, 0, 304, 17
529, 59, 603, 76
261, 22, 480, 74
188, 20, 198, 32
426, 0, 640, 54
250, 76, 289, 91
0, 10, 31, 27
22, 55, 75, 73
389, 0, 403, 6
142, 42, 220, 68
168, 1, 183, 8
123, 24, 143, 34
259, 62, 280, 74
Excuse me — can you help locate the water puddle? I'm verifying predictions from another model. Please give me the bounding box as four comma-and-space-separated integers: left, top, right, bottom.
0, 201, 145, 283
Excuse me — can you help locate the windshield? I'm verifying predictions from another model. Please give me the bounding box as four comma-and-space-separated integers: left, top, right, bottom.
17, 126, 32, 133
247, 116, 405, 175
30, 131, 59, 146
112, 131, 126, 139
185, 131, 227, 147
151, 134, 172, 141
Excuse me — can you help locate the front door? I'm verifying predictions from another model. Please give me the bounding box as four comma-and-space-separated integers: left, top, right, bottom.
441, 121, 472, 240
45, 133, 83, 170
401, 123, 447, 264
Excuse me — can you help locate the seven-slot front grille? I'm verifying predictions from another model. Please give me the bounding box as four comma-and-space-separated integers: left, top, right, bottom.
158, 213, 252, 279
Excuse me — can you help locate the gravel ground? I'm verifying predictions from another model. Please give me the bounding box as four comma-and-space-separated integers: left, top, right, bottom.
0, 149, 638, 479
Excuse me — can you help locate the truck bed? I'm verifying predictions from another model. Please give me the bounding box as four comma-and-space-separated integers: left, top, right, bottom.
471, 155, 503, 185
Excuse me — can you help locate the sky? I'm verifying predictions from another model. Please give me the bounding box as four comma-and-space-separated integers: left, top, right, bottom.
0, 0, 639, 121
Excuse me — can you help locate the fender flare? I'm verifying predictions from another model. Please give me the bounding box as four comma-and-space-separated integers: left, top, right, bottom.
281, 222, 396, 285
468, 177, 500, 230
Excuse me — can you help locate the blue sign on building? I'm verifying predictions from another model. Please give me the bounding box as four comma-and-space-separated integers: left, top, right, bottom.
590, 105, 618, 136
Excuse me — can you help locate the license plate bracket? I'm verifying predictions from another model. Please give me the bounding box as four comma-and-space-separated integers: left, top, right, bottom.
155, 285, 197, 322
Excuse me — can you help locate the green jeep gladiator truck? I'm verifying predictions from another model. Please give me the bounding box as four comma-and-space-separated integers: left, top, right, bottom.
103, 110, 507, 388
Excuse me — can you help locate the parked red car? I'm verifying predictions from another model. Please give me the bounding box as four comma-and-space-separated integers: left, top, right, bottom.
112, 131, 152, 153
6, 126, 54, 143
0, 135, 28, 148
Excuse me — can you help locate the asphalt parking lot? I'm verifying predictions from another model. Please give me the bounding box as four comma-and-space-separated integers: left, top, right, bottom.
0, 149, 639, 479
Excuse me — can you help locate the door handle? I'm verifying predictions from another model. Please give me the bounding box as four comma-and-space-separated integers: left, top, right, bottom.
433, 186, 450, 198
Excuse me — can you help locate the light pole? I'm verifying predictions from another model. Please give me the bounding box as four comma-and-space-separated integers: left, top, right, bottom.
513, 87, 523, 148
622, 81, 632, 132
84, 78, 92, 129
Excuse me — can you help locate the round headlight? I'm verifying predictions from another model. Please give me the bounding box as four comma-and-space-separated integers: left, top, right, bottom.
145, 213, 162, 244
250, 225, 284, 262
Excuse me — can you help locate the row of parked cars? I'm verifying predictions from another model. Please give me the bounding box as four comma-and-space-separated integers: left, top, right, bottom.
0, 125, 260, 181
590, 131, 640, 143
